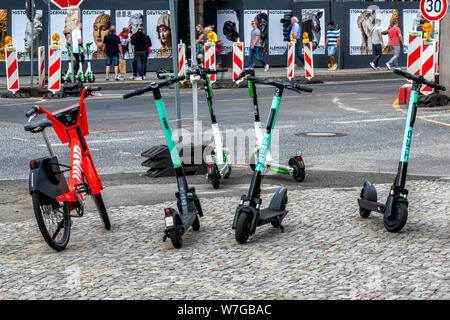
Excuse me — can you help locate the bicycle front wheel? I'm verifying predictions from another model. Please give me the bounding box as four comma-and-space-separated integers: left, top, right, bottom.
32, 192, 71, 251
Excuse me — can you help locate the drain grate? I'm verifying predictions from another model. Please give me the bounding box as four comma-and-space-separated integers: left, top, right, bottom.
295, 132, 347, 137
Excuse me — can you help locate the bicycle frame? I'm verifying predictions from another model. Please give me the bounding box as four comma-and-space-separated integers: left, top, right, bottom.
32, 89, 103, 205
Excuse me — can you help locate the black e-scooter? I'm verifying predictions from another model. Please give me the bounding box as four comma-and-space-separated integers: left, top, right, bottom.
358, 69, 446, 232
232, 76, 312, 243
123, 75, 203, 248
236, 67, 306, 182
187, 66, 232, 189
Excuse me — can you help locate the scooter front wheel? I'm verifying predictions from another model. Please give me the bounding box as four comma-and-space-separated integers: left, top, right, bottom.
210, 164, 221, 189
235, 211, 251, 244
290, 158, 305, 182
32, 192, 71, 251
383, 201, 408, 233
87, 74, 95, 83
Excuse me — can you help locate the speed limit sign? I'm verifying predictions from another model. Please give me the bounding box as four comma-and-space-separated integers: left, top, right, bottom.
420, 0, 448, 21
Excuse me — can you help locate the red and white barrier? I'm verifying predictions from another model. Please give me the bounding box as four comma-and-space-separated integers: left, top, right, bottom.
48, 43, 61, 94
434, 29, 439, 74
407, 32, 422, 76
38, 46, 45, 88
287, 42, 295, 80
232, 42, 244, 83
177, 42, 186, 84
303, 41, 314, 80
5, 44, 19, 94
204, 43, 216, 83
420, 39, 435, 95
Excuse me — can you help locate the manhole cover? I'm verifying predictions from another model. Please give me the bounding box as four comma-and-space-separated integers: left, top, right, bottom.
295, 132, 347, 137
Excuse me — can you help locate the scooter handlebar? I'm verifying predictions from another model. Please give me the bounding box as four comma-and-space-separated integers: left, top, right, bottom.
85, 86, 101, 93
393, 69, 446, 91
123, 75, 186, 99
235, 67, 255, 81
246, 75, 313, 93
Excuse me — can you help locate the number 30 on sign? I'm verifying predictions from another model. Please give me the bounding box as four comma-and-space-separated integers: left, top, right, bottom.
420, 0, 448, 21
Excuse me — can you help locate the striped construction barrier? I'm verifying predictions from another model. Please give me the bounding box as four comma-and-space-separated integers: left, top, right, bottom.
232, 42, 244, 83
303, 41, 314, 80
38, 46, 45, 88
5, 44, 19, 94
287, 42, 295, 80
421, 39, 435, 95
204, 43, 216, 83
407, 32, 422, 76
178, 42, 186, 84
48, 43, 61, 94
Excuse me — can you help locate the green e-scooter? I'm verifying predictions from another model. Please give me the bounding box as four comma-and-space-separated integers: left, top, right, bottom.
84, 42, 95, 83
358, 69, 446, 232
236, 67, 306, 182
123, 75, 204, 248
187, 66, 231, 189
232, 76, 312, 244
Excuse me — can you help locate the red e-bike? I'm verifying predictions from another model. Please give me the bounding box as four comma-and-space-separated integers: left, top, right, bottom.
24, 86, 110, 251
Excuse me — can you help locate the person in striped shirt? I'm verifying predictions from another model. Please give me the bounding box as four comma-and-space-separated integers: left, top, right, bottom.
325, 22, 340, 71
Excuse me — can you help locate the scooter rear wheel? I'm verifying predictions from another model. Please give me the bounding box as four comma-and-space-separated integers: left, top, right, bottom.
224, 166, 232, 179
290, 159, 305, 182
359, 186, 372, 218
87, 74, 95, 83
383, 202, 408, 233
169, 229, 183, 248
235, 211, 251, 244
32, 192, 71, 251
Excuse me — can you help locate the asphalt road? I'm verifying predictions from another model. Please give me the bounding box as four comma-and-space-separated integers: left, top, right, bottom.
0, 74, 449, 221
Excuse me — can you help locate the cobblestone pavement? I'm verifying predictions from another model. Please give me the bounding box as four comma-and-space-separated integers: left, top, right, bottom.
0, 180, 448, 300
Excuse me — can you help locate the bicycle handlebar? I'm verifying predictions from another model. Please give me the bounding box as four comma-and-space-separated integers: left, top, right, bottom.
186, 67, 228, 76
246, 75, 313, 93
123, 75, 186, 99
393, 69, 446, 91
25, 105, 39, 118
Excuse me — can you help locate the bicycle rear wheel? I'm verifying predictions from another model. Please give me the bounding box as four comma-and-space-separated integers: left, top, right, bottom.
32, 192, 71, 251
92, 192, 111, 230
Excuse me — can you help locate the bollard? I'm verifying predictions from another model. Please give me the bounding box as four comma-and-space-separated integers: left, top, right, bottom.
232, 41, 244, 83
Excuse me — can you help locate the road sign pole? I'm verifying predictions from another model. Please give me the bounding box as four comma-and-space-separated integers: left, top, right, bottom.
189, 0, 199, 147
169, 0, 182, 142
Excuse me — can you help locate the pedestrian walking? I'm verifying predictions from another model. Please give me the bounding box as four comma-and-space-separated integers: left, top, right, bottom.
386, 22, 403, 70
131, 27, 150, 80
102, 25, 123, 81
325, 22, 340, 71
248, 20, 269, 72
141, 29, 152, 80
118, 27, 130, 80
71, 21, 85, 74
369, 19, 383, 70
195, 24, 206, 64
289, 16, 304, 67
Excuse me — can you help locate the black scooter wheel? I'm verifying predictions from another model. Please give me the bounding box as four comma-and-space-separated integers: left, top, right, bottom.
359, 186, 371, 218
87, 75, 95, 83
383, 202, 408, 233
210, 164, 221, 189
235, 212, 251, 244
192, 215, 200, 231
169, 229, 183, 248
290, 159, 305, 182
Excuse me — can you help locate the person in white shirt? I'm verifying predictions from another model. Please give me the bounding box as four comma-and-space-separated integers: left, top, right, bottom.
71, 22, 85, 73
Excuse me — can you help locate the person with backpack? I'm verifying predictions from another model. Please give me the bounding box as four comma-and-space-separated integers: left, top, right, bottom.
131, 27, 150, 80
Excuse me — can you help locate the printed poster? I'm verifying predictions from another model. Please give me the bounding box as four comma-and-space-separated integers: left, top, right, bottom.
244, 10, 268, 56
50, 9, 79, 61
82, 10, 111, 60
349, 8, 396, 55
116, 10, 144, 58
269, 10, 290, 56
0, 9, 7, 61
302, 9, 325, 54
12, 9, 43, 61
217, 9, 239, 55
146, 10, 172, 59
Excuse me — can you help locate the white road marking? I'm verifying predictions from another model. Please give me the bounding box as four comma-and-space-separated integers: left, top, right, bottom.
12, 137, 28, 141
332, 97, 368, 114
334, 113, 450, 124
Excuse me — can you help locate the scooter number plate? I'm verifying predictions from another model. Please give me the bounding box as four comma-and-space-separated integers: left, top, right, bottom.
165, 216, 174, 227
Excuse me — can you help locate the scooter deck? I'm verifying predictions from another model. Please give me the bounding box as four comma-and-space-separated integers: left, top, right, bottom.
259, 208, 288, 222
358, 198, 385, 214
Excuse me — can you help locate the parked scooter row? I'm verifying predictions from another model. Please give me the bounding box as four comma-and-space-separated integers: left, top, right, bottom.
24, 68, 445, 251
